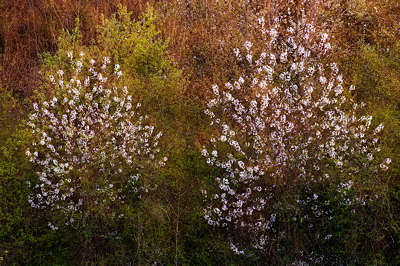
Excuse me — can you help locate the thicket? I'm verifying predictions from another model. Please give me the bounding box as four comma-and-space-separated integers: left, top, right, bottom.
0, 0, 399, 264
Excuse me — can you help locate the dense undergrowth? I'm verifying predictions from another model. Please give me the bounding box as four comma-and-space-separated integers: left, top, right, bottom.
0, 0, 399, 264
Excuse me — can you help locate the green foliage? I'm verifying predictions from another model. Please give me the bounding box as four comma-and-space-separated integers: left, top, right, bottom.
0, 86, 80, 264
349, 45, 400, 263
0, 1, 399, 264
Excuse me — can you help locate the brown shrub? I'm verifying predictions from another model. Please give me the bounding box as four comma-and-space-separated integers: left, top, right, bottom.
0, 0, 152, 97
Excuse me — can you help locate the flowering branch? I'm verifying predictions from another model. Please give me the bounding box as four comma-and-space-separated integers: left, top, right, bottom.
202, 8, 390, 254
27, 52, 166, 227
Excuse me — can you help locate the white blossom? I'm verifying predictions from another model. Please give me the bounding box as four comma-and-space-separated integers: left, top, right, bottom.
27, 53, 165, 226
201, 9, 388, 253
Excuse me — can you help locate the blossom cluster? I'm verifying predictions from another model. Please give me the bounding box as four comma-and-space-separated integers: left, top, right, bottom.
202, 8, 390, 253
27, 52, 165, 227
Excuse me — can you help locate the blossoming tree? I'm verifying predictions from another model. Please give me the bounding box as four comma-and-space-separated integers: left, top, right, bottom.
201, 5, 390, 259
27, 52, 165, 228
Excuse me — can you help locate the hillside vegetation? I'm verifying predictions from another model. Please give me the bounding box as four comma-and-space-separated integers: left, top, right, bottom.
0, 0, 399, 264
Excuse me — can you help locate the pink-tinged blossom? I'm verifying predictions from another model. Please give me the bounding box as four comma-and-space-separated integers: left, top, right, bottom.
201, 8, 388, 254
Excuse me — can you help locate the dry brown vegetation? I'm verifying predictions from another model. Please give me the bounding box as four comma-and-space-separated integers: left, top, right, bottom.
1, 0, 398, 97
0, 0, 151, 97
0, 0, 399, 264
